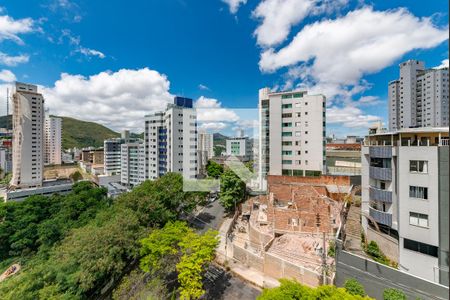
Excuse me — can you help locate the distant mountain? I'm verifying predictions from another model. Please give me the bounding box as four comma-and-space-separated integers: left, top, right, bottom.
0, 115, 120, 149
213, 133, 228, 146
59, 116, 120, 149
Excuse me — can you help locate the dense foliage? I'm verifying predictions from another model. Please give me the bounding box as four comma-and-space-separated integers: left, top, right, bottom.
344, 279, 366, 297
383, 288, 407, 300
258, 279, 373, 300
0, 173, 206, 299
206, 160, 224, 178
140, 221, 219, 299
219, 168, 246, 211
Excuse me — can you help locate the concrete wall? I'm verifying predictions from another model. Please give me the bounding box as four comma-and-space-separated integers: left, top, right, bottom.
367, 227, 399, 262
233, 244, 264, 272
335, 241, 449, 300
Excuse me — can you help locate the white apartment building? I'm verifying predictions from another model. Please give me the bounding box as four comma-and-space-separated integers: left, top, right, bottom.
104, 131, 132, 176
11, 82, 45, 188
197, 131, 214, 176
120, 140, 145, 187
258, 87, 326, 189
389, 60, 449, 130
44, 114, 62, 165
226, 137, 253, 160
144, 97, 197, 180
362, 126, 449, 285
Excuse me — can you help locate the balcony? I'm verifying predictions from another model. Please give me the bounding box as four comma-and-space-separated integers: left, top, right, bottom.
369, 166, 392, 181
369, 186, 392, 203
369, 206, 392, 227
369, 146, 392, 158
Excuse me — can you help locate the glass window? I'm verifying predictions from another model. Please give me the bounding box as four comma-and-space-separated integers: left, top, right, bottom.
409, 186, 428, 199
409, 160, 428, 173
282, 132, 292, 137
409, 212, 428, 227
282, 160, 292, 165
404, 238, 438, 257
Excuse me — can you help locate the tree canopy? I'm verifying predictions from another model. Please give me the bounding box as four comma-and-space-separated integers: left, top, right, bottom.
219, 168, 246, 211
206, 160, 224, 179
258, 279, 373, 300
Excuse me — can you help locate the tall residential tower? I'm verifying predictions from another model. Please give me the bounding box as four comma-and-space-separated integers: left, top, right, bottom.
389, 60, 449, 130
258, 88, 326, 189
11, 82, 45, 188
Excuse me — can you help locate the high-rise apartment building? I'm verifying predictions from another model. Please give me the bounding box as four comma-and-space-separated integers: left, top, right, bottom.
258, 87, 326, 189
120, 140, 145, 187
362, 126, 449, 286
197, 131, 214, 176
104, 130, 132, 176
144, 97, 197, 180
44, 114, 62, 165
389, 60, 449, 130
11, 82, 45, 188
226, 137, 253, 160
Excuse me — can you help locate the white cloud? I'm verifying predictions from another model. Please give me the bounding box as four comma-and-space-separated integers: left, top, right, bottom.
199, 122, 228, 131
252, 0, 349, 47
0, 69, 16, 82
434, 58, 449, 69
42, 68, 173, 131
222, 0, 247, 14
259, 7, 448, 99
253, 0, 314, 47
0, 15, 34, 44
327, 105, 381, 128
77, 47, 105, 59
0, 52, 29, 66
195, 96, 239, 122
198, 84, 210, 91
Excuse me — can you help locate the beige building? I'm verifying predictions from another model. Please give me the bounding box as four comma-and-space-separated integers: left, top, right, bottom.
44, 114, 62, 165
11, 82, 45, 188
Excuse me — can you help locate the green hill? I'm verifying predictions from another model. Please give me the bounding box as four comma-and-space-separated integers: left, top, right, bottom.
0, 115, 120, 149
59, 116, 119, 149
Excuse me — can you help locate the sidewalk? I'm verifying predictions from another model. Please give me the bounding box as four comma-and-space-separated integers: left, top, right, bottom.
215, 217, 280, 290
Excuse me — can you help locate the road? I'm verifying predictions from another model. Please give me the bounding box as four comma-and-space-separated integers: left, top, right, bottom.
188, 200, 262, 300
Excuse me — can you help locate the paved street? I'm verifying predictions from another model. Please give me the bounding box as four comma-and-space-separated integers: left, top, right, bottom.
188, 200, 262, 300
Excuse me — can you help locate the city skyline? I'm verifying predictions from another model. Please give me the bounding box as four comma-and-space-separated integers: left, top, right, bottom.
0, 1, 448, 137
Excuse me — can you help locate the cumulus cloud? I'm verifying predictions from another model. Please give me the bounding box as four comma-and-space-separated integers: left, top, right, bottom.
0, 15, 34, 44
222, 0, 247, 14
42, 68, 173, 131
253, 0, 314, 47
252, 0, 348, 47
434, 58, 449, 69
195, 96, 239, 122
0, 52, 29, 66
0, 69, 16, 82
199, 122, 228, 131
327, 105, 381, 128
259, 7, 448, 100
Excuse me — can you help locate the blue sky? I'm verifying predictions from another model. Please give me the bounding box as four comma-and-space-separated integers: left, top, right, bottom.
0, 0, 448, 136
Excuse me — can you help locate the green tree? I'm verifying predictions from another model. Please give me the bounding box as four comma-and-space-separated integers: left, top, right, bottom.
206, 160, 223, 178
69, 170, 83, 182
383, 288, 407, 300
140, 221, 219, 300
344, 278, 366, 297
258, 279, 373, 300
219, 169, 246, 211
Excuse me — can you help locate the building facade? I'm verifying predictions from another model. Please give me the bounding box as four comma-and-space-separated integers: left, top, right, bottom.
120, 140, 145, 187
11, 82, 45, 188
104, 131, 133, 176
361, 127, 449, 286
44, 114, 62, 165
389, 60, 449, 130
226, 137, 253, 160
197, 131, 214, 176
145, 97, 197, 180
258, 87, 326, 189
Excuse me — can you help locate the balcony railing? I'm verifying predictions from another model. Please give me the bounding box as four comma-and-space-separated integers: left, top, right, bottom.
369, 166, 392, 181
369, 186, 392, 203
369, 146, 392, 158
369, 206, 392, 227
